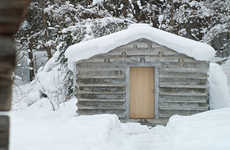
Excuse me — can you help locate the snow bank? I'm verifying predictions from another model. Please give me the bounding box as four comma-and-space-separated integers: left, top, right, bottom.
11, 112, 121, 150
167, 108, 230, 150
12, 82, 41, 111
222, 58, 230, 87
209, 63, 230, 109
65, 23, 215, 71
11, 104, 230, 150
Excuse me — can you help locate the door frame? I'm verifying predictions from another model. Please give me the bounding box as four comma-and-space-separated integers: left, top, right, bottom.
125, 64, 160, 120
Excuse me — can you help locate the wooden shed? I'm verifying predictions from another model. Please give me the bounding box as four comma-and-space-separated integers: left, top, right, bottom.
65, 24, 215, 125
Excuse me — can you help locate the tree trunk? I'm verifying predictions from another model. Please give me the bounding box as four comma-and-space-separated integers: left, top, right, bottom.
28, 49, 35, 81
40, 0, 52, 59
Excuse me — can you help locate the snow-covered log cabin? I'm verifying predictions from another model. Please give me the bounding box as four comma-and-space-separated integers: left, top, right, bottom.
65, 24, 215, 125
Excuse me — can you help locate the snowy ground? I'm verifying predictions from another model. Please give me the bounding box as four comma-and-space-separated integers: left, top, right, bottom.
10, 98, 230, 150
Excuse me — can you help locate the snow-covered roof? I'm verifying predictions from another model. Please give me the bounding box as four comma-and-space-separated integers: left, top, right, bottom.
65, 24, 215, 63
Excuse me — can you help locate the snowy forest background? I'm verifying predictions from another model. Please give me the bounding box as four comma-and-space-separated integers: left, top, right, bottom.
14, 0, 230, 110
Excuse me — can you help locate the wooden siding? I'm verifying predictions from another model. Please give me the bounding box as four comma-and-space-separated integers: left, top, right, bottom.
0, 116, 9, 150
76, 38, 209, 123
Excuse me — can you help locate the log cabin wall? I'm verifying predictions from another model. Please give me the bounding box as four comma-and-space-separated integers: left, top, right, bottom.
75, 39, 209, 123
0, 1, 31, 149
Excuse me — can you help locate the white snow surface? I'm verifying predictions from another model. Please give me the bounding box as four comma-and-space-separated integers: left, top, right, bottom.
222, 58, 230, 87
65, 23, 215, 71
209, 63, 230, 109
11, 98, 230, 150
92, 0, 106, 5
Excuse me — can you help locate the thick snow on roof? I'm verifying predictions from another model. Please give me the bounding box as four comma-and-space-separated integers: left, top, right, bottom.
65, 24, 215, 64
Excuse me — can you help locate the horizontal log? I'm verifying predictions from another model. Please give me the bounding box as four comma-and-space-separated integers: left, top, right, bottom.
77, 110, 126, 119
78, 86, 125, 92
159, 79, 207, 86
161, 61, 209, 69
159, 108, 207, 118
108, 47, 178, 56
0, 1, 30, 9
77, 93, 125, 99
78, 99, 125, 102
160, 67, 209, 73
78, 105, 126, 110
77, 75, 125, 79
77, 62, 126, 68
159, 74, 208, 80
159, 84, 208, 89
0, 0, 30, 35
77, 90, 125, 95
160, 72, 208, 80
159, 95, 208, 103
159, 113, 196, 118
159, 105, 209, 111
82, 55, 197, 63
77, 60, 208, 70
78, 101, 125, 107
78, 78, 125, 84
159, 92, 208, 97
159, 88, 207, 95
78, 67, 125, 72
0, 115, 9, 150
161, 99, 207, 104
78, 83, 126, 87
127, 118, 168, 125
159, 102, 206, 108
78, 70, 125, 76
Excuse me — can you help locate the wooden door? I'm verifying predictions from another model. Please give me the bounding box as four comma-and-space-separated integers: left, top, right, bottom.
129, 67, 155, 119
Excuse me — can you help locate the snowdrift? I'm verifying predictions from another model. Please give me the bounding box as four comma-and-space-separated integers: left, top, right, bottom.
167, 108, 230, 150
11, 103, 230, 150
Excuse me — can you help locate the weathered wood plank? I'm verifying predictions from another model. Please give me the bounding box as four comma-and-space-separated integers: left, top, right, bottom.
159, 108, 207, 118
160, 99, 207, 104
78, 78, 125, 84
78, 67, 125, 72
78, 110, 126, 119
161, 62, 209, 69
77, 93, 125, 99
0, 116, 9, 150
159, 88, 207, 95
77, 90, 125, 95
160, 67, 209, 73
159, 102, 204, 108
78, 101, 125, 107
0, 37, 15, 111
78, 83, 126, 87
78, 69, 125, 76
159, 84, 208, 89
77, 75, 125, 79
76, 61, 126, 68
78, 98, 125, 102
78, 105, 126, 110
159, 96, 208, 103
159, 105, 209, 111
78, 86, 125, 92
159, 112, 197, 118
159, 91, 208, 97
81, 55, 197, 63
159, 74, 208, 80
159, 78, 207, 86
0, 0, 31, 35
0, 2, 31, 150
159, 71, 208, 79
108, 47, 178, 56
